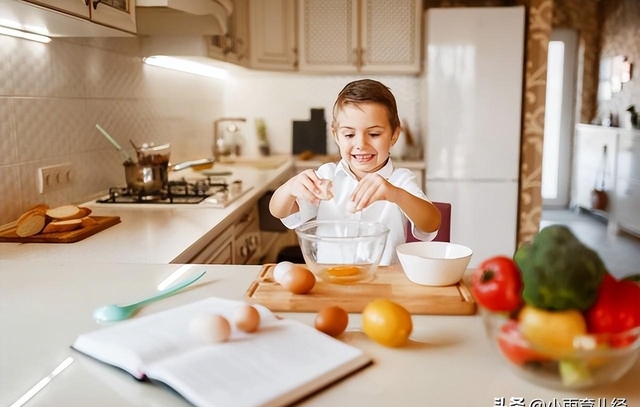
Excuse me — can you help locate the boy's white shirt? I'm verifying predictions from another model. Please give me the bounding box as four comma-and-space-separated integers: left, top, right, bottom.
281, 158, 438, 265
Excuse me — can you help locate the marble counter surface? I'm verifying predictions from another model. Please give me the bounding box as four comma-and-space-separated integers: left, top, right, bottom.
0, 161, 293, 264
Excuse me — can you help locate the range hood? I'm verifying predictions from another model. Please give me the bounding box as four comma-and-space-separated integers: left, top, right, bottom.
136, 0, 232, 36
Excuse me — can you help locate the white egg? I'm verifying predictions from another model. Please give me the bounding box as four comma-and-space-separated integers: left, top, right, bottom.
273, 261, 294, 284
189, 314, 231, 343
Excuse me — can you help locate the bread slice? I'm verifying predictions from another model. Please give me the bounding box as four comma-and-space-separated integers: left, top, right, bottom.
79, 207, 92, 217
80, 216, 98, 228
16, 210, 47, 237
41, 219, 82, 234
46, 205, 83, 220
27, 203, 49, 212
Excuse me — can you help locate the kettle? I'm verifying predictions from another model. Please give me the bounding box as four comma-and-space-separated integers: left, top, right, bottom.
213, 118, 246, 161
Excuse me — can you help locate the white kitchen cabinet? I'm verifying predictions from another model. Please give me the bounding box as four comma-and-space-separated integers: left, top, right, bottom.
187, 206, 261, 265
188, 225, 234, 264
298, 0, 421, 74
24, 0, 137, 33
234, 206, 261, 265
249, 0, 297, 71
209, 0, 250, 66
571, 125, 619, 214
613, 130, 640, 237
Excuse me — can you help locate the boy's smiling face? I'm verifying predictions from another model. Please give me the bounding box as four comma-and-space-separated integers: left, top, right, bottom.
333, 102, 400, 179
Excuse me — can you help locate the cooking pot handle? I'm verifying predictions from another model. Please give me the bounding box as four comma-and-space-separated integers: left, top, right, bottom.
171, 158, 215, 172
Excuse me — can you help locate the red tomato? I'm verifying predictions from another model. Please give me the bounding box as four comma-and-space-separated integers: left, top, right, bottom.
497, 320, 549, 366
585, 273, 640, 347
471, 256, 523, 312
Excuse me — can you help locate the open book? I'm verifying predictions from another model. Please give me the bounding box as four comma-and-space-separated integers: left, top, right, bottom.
72, 297, 371, 407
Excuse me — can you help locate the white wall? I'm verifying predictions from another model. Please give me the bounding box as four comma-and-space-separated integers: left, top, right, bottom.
222, 67, 422, 159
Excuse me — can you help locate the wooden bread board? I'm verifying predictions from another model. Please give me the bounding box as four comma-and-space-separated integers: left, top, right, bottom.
0, 216, 121, 243
244, 264, 476, 315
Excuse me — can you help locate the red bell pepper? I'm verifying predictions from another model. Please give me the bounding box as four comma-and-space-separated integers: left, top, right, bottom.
585, 273, 640, 347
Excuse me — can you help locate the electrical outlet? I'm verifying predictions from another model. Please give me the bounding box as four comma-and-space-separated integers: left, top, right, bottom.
37, 162, 73, 194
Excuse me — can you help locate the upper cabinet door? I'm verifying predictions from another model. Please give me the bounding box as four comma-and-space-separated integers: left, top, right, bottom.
23, 0, 90, 18
228, 0, 250, 66
298, 0, 359, 73
249, 0, 297, 71
90, 0, 137, 33
360, 0, 421, 74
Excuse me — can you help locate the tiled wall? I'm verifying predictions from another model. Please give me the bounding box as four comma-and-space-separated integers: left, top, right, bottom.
0, 36, 224, 225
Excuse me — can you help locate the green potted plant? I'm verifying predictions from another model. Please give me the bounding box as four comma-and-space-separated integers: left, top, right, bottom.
255, 118, 270, 156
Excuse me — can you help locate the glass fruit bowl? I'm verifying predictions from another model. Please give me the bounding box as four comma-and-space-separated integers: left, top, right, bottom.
480, 308, 640, 390
295, 220, 389, 284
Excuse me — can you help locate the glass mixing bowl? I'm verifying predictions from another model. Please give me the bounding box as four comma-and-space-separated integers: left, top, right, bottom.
481, 308, 640, 390
295, 220, 389, 284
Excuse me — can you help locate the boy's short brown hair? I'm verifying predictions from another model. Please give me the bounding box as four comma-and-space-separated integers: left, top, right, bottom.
331, 79, 400, 133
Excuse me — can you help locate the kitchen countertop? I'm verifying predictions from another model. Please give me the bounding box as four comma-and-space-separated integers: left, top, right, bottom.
0, 160, 294, 264
0, 261, 638, 407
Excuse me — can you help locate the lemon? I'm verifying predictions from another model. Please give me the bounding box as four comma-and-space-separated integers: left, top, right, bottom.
362, 299, 413, 347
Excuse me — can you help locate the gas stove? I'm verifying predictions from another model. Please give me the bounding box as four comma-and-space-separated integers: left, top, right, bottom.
95, 177, 252, 208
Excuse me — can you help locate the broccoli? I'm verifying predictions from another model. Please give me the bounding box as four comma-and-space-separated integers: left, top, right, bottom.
514, 225, 606, 311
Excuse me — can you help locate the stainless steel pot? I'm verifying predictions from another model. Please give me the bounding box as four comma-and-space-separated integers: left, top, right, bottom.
124, 161, 168, 194
123, 158, 215, 194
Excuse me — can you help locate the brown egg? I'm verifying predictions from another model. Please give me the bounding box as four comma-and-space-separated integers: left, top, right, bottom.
233, 304, 261, 333
280, 265, 316, 294
315, 305, 349, 337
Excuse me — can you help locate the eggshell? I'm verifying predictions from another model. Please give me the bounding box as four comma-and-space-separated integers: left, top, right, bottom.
280, 265, 316, 294
189, 314, 231, 343
315, 305, 349, 337
317, 179, 334, 200
273, 261, 294, 284
233, 304, 261, 333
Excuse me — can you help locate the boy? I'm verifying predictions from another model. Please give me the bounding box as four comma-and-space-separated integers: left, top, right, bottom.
270, 79, 441, 264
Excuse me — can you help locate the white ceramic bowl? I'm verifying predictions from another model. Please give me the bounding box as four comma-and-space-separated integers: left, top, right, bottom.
396, 242, 473, 286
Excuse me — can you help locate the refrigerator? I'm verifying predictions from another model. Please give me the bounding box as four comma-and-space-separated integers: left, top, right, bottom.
421, 7, 525, 267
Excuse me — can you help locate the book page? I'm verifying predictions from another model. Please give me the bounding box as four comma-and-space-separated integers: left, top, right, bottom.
147, 319, 370, 407
72, 298, 280, 379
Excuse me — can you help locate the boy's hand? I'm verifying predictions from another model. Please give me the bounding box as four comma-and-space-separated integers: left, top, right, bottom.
348, 174, 396, 212
287, 170, 328, 205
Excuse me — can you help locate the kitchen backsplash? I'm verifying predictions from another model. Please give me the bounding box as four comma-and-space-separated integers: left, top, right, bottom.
0, 36, 224, 225
0, 35, 422, 225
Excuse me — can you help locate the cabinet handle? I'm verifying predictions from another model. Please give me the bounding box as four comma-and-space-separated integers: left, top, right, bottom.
360, 48, 365, 65
92, 0, 101, 9
352, 48, 359, 66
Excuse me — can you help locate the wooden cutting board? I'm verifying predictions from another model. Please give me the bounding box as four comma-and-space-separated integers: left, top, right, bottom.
244, 264, 476, 315
0, 216, 121, 243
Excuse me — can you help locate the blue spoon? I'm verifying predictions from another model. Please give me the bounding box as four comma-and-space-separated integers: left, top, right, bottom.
92, 271, 206, 323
